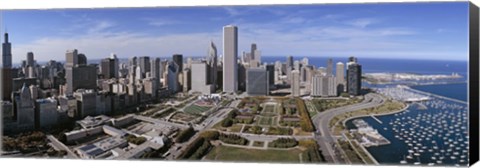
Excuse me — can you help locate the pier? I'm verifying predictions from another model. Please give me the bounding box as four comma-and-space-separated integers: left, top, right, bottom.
404, 86, 467, 105
370, 115, 383, 124
412, 102, 428, 110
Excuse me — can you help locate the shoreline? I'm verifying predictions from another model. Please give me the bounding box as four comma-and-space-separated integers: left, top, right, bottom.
341, 102, 409, 127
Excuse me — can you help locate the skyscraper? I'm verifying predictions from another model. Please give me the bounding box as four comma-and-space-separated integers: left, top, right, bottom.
286, 55, 294, 69
346, 56, 357, 70
183, 68, 191, 93
65, 50, 96, 95
208, 42, 218, 89
2, 32, 12, 68
167, 61, 179, 93
15, 84, 35, 129
65, 49, 79, 68
34, 98, 58, 128
347, 57, 362, 96
100, 53, 119, 79
291, 70, 300, 97
336, 62, 346, 93
294, 60, 301, 71
237, 63, 246, 91
265, 64, 275, 86
326, 58, 333, 76
250, 43, 257, 60
77, 53, 87, 66
26, 52, 35, 67
151, 57, 161, 88
73, 89, 97, 118
173, 54, 183, 71
138, 56, 151, 77
246, 68, 269, 96
1, 32, 13, 101
222, 25, 238, 93
190, 61, 214, 94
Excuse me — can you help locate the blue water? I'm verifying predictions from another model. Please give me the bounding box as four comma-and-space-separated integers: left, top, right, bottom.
411, 83, 467, 102
346, 99, 468, 166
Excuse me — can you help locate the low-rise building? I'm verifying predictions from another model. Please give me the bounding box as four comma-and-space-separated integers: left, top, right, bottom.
75, 136, 128, 159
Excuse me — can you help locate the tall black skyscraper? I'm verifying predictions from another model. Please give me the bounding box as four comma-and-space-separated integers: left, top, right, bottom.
265, 64, 275, 86
173, 54, 183, 71
250, 43, 257, 60
346, 57, 362, 96
138, 56, 151, 76
2, 32, 12, 68
100, 54, 119, 79
1, 32, 13, 101
26, 52, 35, 67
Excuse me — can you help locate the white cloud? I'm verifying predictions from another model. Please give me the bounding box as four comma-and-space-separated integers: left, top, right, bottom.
9, 13, 466, 63
12, 31, 222, 63
87, 21, 115, 33
223, 7, 243, 17
142, 18, 182, 27
344, 18, 379, 28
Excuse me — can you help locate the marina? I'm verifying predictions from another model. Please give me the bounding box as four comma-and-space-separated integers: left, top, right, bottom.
346, 84, 469, 166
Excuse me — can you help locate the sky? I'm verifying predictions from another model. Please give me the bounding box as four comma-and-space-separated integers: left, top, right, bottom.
0, 2, 470, 63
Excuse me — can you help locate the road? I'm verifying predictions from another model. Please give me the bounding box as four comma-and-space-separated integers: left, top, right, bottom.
46, 135, 79, 159
311, 93, 385, 163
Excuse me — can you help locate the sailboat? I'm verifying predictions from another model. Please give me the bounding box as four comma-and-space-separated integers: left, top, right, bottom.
400, 155, 408, 164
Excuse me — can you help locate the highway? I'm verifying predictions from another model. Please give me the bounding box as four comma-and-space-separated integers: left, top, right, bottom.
311, 93, 385, 163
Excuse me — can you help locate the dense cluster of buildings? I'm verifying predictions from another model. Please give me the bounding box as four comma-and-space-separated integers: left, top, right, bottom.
0, 24, 363, 133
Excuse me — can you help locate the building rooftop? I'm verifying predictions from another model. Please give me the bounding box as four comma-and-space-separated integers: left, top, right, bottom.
77, 115, 112, 129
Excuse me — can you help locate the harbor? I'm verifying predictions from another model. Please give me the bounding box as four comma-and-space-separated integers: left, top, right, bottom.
346, 84, 469, 166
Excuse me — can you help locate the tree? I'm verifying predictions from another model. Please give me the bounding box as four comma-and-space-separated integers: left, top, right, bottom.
175, 127, 195, 143
222, 118, 233, 127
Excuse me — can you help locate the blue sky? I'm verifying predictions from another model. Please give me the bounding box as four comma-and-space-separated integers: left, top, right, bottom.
0, 2, 469, 63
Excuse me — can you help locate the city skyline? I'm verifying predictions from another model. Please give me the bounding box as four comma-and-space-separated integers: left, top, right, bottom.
0, 2, 469, 64
1, 2, 473, 165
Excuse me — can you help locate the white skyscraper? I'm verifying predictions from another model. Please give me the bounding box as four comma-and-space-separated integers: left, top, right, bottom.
336, 62, 346, 93
191, 61, 214, 94
291, 70, 300, 97
223, 25, 238, 93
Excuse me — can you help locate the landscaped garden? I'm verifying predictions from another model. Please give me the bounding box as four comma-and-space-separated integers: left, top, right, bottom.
184, 104, 212, 115
215, 97, 315, 136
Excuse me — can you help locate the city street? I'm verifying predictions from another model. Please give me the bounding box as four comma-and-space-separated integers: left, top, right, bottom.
311, 93, 385, 163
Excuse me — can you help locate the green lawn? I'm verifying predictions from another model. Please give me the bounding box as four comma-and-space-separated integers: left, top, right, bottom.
228, 124, 243, 133
311, 98, 362, 113
184, 105, 212, 115
252, 141, 265, 147
257, 116, 274, 126
204, 145, 302, 163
